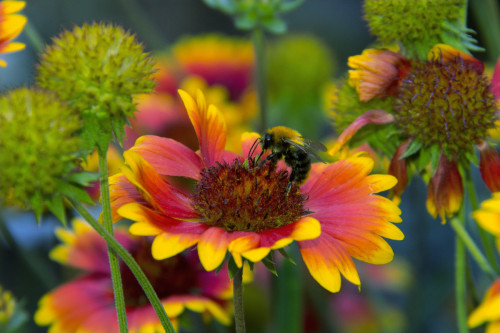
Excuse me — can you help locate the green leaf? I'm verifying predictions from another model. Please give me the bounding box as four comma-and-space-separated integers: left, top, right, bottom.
45, 194, 66, 225
263, 17, 287, 34
57, 179, 94, 205
400, 139, 423, 160
465, 149, 479, 167
235, 14, 257, 30
279, 0, 305, 12
279, 248, 296, 264
29, 192, 44, 223
262, 254, 278, 276
227, 256, 239, 279
67, 171, 100, 186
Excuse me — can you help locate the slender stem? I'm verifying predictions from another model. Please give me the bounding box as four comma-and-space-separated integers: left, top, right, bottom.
24, 22, 44, 53
465, 175, 500, 274
450, 217, 497, 279
470, 0, 500, 62
252, 27, 268, 132
71, 199, 176, 333
455, 203, 468, 333
0, 215, 54, 289
233, 267, 246, 333
99, 151, 129, 333
455, 230, 468, 333
115, 0, 166, 49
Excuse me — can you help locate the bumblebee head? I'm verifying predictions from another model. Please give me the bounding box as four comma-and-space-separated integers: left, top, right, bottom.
261, 132, 273, 150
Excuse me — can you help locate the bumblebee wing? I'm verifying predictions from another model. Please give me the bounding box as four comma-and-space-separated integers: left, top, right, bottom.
283, 137, 327, 163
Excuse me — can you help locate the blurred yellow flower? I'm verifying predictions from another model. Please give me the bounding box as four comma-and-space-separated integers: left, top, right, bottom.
468, 278, 500, 332
0, 1, 27, 67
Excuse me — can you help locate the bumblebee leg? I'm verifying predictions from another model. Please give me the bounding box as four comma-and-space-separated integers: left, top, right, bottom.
258, 152, 282, 168
285, 181, 293, 195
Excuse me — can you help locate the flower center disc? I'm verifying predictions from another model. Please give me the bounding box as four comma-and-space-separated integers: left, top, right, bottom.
192, 159, 307, 232
395, 57, 497, 155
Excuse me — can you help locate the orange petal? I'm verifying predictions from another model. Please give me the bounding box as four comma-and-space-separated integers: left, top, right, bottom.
198, 227, 230, 271
328, 110, 395, 156
178, 89, 227, 167
388, 139, 410, 200
491, 56, 500, 100
348, 49, 407, 101
300, 234, 360, 292
428, 44, 484, 73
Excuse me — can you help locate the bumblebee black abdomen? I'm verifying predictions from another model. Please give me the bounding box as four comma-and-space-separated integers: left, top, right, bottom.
284, 149, 311, 185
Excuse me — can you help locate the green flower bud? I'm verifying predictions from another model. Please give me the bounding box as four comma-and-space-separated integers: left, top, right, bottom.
36, 23, 156, 151
363, 0, 469, 59
0, 88, 88, 223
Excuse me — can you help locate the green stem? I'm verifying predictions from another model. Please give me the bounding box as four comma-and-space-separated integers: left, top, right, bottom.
450, 217, 497, 279
455, 223, 468, 333
252, 27, 268, 132
454, 199, 470, 333
115, 0, 166, 49
24, 22, 44, 53
233, 267, 246, 333
99, 151, 129, 333
470, 0, 500, 62
71, 199, 176, 333
0, 214, 54, 289
465, 175, 500, 275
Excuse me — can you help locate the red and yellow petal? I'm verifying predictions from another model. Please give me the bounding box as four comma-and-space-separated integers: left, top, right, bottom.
178, 89, 227, 167
198, 227, 231, 271
118, 203, 207, 259
121, 150, 199, 220
131, 135, 203, 180
426, 154, 463, 223
328, 110, 395, 156
348, 48, 409, 101
300, 234, 360, 292
298, 155, 403, 291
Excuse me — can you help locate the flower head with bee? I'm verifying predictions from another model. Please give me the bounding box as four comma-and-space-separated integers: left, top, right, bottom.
111, 89, 403, 292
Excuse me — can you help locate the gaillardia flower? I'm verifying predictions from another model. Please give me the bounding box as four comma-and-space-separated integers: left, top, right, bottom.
468, 278, 500, 332
35, 219, 233, 332
0, 0, 27, 67
111, 89, 403, 293
332, 45, 500, 222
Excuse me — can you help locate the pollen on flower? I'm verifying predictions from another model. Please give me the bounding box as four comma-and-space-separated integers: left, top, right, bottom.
191, 159, 307, 232
395, 56, 497, 156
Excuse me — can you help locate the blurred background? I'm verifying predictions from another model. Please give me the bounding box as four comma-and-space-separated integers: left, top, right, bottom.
1, 0, 498, 332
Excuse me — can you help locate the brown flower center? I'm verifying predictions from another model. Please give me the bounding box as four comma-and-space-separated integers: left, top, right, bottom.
191, 159, 307, 232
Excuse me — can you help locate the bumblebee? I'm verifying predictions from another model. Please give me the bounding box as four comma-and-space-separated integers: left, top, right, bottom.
249, 126, 327, 192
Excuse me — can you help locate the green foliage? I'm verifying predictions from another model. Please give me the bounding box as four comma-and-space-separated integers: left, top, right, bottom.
203, 0, 304, 34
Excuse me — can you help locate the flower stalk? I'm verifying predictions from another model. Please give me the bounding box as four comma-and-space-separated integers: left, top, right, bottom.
253, 26, 268, 132
450, 217, 497, 280
98, 150, 129, 333
233, 266, 246, 333
455, 216, 468, 333
70, 199, 176, 333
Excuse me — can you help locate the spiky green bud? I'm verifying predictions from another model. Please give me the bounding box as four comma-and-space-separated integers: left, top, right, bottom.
36, 23, 156, 152
0, 88, 91, 223
363, 0, 475, 59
